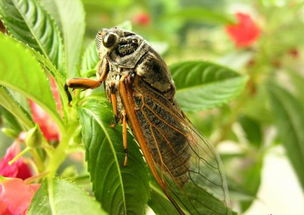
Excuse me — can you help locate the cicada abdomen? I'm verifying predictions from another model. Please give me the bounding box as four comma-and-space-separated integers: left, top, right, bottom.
67, 27, 231, 215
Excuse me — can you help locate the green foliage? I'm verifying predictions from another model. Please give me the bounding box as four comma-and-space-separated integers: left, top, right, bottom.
239, 157, 263, 211
268, 84, 304, 191
79, 94, 149, 215
239, 115, 262, 147
0, 87, 33, 131
0, 34, 62, 128
28, 179, 107, 215
0, 0, 64, 70
171, 61, 248, 112
162, 7, 235, 25
148, 184, 179, 215
80, 40, 99, 76
40, 0, 85, 77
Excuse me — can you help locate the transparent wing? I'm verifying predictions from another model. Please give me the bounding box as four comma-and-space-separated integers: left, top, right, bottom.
134, 87, 231, 215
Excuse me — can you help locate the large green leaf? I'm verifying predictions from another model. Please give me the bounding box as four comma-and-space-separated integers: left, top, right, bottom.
0, 35, 62, 129
268, 84, 304, 191
171, 61, 248, 112
28, 179, 107, 215
162, 8, 235, 25
79, 94, 149, 215
0, 0, 64, 70
80, 40, 99, 77
40, 0, 85, 77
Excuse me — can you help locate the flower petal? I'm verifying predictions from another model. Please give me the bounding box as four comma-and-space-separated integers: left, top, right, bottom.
0, 143, 32, 180
0, 178, 40, 215
226, 12, 260, 48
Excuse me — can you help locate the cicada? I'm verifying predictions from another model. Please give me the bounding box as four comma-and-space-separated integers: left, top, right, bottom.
66, 27, 231, 215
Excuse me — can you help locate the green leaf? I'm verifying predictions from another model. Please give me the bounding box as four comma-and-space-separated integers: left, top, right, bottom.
268, 83, 304, 191
239, 157, 263, 212
162, 7, 235, 25
40, 0, 85, 77
79, 94, 149, 215
288, 71, 304, 102
0, 105, 22, 136
239, 115, 262, 147
80, 40, 99, 76
0, 0, 64, 70
148, 183, 179, 215
0, 87, 33, 130
0, 35, 63, 130
28, 179, 107, 215
171, 61, 248, 112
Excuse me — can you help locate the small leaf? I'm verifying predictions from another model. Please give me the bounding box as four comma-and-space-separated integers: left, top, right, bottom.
268, 83, 304, 191
239, 115, 262, 147
0, 105, 22, 135
0, 0, 64, 70
80, 40, 99, 76
0, 35, 62, 130
171, 61, 248, 112
40, 0, 85, 77
79, 94, 149, 215
0, 87, 33, 130
28, 179, 107, 215
239, 157, 263, 212
162, 7, 235, 25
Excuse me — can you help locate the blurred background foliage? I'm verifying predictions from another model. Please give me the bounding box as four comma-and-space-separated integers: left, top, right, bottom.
1, 0, 304, 214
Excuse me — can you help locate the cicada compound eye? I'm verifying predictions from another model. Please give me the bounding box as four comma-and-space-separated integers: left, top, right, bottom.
102, 32, 118, 48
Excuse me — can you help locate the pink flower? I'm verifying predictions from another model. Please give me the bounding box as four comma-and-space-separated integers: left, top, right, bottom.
225, 12, 260, 48
29, 101, 60, 142
0, 178, 40, 215
0, 143, 32, 180
132, 12, 151, 26
29, 77, 61, 142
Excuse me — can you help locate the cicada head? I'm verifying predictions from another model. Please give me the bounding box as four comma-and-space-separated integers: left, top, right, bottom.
96, 27, 149, 68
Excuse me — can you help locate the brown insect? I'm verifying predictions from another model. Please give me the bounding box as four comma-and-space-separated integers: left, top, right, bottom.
66, 27, 231, 215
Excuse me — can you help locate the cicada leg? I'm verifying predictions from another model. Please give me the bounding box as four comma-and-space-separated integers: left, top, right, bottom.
122, 111, 128, 166
109, 83, 119, 127
65, 59, 109, 103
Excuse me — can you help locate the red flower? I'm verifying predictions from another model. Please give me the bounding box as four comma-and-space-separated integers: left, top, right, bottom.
29, 77, 61, 142
29, 101, 60, 142
0, 143, 32, 180
132, 12, 151, 26
226, 12, 260, 48
0, 178, 40, 215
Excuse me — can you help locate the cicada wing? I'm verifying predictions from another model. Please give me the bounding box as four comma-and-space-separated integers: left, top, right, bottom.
134, 93, 231, 214
145, 116, 231, 215
165, 121, 231, 215
122, 76, 231, 215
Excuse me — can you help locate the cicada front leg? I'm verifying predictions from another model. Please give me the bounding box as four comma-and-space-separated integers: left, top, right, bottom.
65, 59, 109, 103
